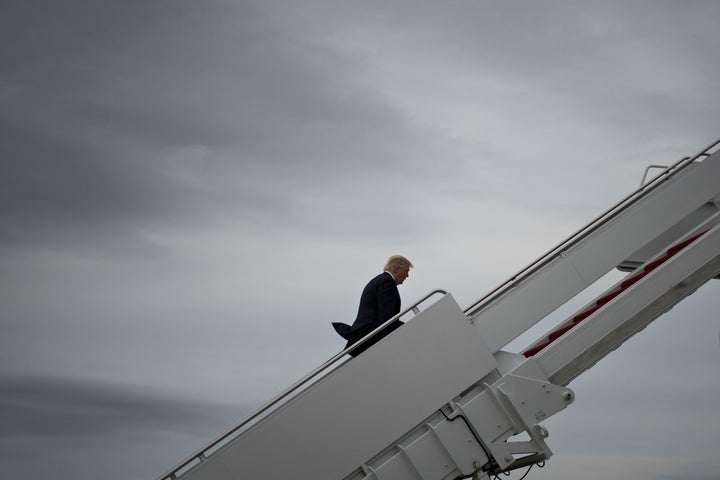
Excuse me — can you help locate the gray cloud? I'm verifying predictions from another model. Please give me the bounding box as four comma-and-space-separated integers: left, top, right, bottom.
648, 463, 720, 480
0, 375, 248, 480
6, 0, 717, 255
3, 2, 720, 480
0, 375, 244, 439
1, 0, 457, 255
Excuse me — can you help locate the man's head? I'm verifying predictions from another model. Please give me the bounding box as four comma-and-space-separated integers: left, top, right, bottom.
384, 255, 413, 285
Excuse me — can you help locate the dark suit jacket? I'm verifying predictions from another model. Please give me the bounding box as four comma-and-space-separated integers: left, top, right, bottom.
333, 272, 403, 356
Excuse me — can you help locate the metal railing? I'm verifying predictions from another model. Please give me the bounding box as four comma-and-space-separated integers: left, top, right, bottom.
464, 137, 720, 319
157, 288, 448, 480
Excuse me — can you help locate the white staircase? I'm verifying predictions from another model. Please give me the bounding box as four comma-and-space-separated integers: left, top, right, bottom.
157, 139, 720, 480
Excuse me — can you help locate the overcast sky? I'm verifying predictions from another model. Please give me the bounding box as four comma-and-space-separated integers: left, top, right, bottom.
2, 1, 719, 480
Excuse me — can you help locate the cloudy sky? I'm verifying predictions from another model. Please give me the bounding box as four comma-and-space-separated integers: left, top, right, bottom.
2, 1, 719, 479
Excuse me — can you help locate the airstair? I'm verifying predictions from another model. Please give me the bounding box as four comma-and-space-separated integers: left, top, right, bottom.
157, 138, 720, 480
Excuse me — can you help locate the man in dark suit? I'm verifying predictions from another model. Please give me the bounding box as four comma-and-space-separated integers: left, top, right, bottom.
333, 255, 413, 356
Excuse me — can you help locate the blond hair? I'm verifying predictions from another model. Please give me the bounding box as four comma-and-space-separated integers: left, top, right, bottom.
384, 255, 413, 271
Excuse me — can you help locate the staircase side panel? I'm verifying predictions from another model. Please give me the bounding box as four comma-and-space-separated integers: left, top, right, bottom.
183, 294, 498, 480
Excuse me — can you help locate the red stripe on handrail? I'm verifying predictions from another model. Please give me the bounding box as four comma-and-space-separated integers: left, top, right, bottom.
522, 229, 709, 357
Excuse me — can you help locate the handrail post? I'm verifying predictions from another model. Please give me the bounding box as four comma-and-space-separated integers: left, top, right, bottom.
640, 164, 670, 186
